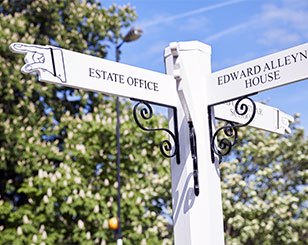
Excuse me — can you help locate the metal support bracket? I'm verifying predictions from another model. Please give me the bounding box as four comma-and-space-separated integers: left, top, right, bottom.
132, 100, 180, 164
210, 96, 257, 163
188, 121, 199, 196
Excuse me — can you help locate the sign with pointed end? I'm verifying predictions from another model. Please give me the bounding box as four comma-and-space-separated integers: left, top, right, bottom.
208, 43, 308, 105
9, 42, 178, 107
214, 100, 294, 135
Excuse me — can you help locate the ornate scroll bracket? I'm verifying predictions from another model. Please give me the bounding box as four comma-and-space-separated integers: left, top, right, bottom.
133, 100, 180, 165
210, 96, 257, 163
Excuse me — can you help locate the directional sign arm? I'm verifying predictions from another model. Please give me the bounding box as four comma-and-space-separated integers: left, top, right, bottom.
9, 42, 178, 107
208, 43, 308, 105
214, 100, 294, 135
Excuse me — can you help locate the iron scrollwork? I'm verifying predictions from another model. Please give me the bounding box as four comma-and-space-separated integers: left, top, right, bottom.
211, 96, 256, 163
133, 101, 180, 164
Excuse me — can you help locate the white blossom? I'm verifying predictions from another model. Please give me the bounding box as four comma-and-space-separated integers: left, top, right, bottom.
79, 189, 85, 198
136, 197, 142, 205
47, 188, 52, 197
28, 178, 33, 187
94, 204, 99, 213
39, 225, 45, 233
141, 149, 147, 156
42, 231, 47, 239
23, 215, 30, 224
66, 173, 71, 179
17, 226, 23, 235
50, 174, 57, 183
94, 193, 101, 200
74, 177, 81, 184
43, 195, 49, 203
38, 169, 47, 178
66, 196, 73, 204
136, 225, 142, 234
32, 234, 38, 242
55, 171, 62, 179
76, 144, 86, 153
77, 219, 84, 229
103, 219, 108, 229
104, 178, 109, 186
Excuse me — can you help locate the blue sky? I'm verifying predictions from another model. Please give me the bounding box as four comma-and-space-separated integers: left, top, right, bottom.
105, 0, 308, 133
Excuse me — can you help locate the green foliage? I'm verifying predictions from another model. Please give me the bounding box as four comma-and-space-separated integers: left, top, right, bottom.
0, 1, 172, 244
221, 119, 308, 244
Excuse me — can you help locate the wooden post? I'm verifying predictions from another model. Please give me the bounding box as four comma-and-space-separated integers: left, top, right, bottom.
164, 41, 224, 245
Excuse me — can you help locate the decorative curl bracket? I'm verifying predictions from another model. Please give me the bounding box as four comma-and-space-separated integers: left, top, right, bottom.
210, 96, 256, 163
133, 100, 180, 165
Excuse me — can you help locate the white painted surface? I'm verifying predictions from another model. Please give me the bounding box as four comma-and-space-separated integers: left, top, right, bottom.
165, 41, 224, 245
9, 42, 178, 106
214, 100, 294, 134
208, 43, 308, 105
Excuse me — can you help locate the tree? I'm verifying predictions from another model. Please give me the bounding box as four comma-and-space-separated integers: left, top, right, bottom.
220, 116, 308, 244
0, 1, 173, 244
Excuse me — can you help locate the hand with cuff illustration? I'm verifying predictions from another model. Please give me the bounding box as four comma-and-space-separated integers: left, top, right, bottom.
10, 42, 66, 83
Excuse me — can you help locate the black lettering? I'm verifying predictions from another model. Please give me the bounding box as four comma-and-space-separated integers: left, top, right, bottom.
224, 74, 231, 83
247, 67, 253, 76
300, 50, 308, 61
270, 60, 277, 69
277, 58, 284, 68
127, 76, 134, 85
263, 63, 271, 72
245, 78, 252, 88
267, 72, 274, 82
101, 70, 107, 79
259, 74, 266, 84
254, 65, 261, 75
89, 68, 95, 78
107, 72, 113, 81
252, 77, 260, 86
153, 83, 159, 91
230, 71, 239, 81
139, 79, 145, 88
119, 74, 124, 84
274, 70, 280, 80
147, 81, 153, 90
291, 53, 298, 63
239, 70, 247, 79
284, 55, 291, 65
95, 69, 101, 79
218, 76, 223, 85
133, 78, 139, 87
112, 73, 118, 82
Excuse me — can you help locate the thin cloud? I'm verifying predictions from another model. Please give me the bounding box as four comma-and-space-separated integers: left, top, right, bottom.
204, 0, 308, 44
204, 19, 258, 42
139, 0, 246, 28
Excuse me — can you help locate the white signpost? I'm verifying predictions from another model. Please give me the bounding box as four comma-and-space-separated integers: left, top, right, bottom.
214, 100, 294, 134
10, 40, 308, 245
